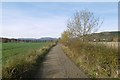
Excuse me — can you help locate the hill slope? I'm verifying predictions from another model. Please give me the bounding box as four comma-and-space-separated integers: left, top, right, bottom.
89, 31, 120, 42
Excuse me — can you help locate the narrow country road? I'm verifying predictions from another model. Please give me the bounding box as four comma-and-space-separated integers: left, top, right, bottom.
35, 44, 87, 78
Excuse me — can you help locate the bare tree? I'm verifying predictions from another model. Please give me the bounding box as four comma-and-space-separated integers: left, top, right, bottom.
67, 9, 103, 41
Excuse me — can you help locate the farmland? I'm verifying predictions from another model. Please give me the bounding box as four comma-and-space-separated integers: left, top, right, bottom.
2, 42, 52, 63
1, 42, 56, 79
91, 42, 119, 49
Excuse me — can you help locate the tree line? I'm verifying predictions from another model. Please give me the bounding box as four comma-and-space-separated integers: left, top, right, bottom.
0, 37, 55, 43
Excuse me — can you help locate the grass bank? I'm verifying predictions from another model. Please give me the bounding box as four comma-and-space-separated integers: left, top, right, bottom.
61, 40, 118, 78
2, 42, 56, 79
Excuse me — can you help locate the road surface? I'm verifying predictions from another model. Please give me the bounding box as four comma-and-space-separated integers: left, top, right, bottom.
35, 44, 87, 78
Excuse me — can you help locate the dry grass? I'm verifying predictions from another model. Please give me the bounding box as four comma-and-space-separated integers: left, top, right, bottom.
61, 40, 118, 78
91, 42, 119, 49
2, 42, 56, 79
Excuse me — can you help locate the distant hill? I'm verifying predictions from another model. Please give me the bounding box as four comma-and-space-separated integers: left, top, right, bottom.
18, 37, 57, 41
18, 38, 36, 40
39, 37, 57, 41
89, 31, 120, 42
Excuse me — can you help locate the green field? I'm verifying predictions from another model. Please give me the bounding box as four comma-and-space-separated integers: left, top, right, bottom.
2, 42, 52, 64
1, 42, 55, 78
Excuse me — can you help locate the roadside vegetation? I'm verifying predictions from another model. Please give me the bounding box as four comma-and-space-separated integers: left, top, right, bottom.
2, 42, 56, 79
0, 42, 2, 78
60, 9, 119, 78
61, 40, 118, 78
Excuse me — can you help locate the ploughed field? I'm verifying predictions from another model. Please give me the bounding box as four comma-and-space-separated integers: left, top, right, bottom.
91, 42, 119, 49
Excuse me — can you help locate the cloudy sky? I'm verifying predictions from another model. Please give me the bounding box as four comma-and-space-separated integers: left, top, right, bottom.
1, 2, 118, 38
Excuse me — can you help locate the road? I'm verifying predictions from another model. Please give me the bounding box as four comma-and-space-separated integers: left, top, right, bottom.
35, 44, 87, 78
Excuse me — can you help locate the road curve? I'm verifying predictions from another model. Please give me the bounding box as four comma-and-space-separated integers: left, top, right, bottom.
35, 44, 87, 78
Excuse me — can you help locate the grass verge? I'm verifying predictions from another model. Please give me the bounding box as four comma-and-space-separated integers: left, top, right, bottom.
61, 40, 118, 78
2, 42, 56, 80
